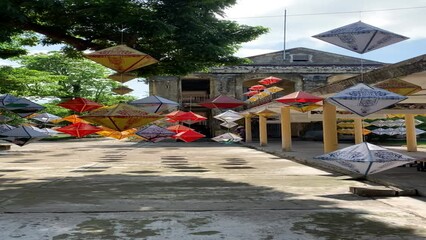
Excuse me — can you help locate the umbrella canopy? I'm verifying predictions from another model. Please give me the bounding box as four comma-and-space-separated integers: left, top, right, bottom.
62, 114, 88, 124
220, 121, 238, 129
108, 72, 138, 83
314, 142, 415, 176
214, 110, 243, 122
96, 127, 136, 140
255, 109, 278, 117
58, 97, 103, 113
258, 76, 282, 85
181, 112, 207, 125
290, 103, 322, 113
312, 21, 409, 54
0, 125, 49, 146
199, 95, 244, 109
165, 110, 205, 124
374, 78, 422, 96
136, 125, 175, 142
0, 115, 12, 122
275, 91, 323, 104
56, 122, 102, 138
212, 132, 242, 143
130, 95, 179, 114
0, 94, 20, 108
81, 103, 162, 131
327, 83, 407, 117
249, 85, 266, 91
243, 91, 260, 97
266, 86, 284, 94
3, 97, 44, 118
0, 124, 15, 133
174, 129, 205, 143
30, 113, 61, 123
85, 45, 158, 73
337, 128, 371, 135
37, 128, 60, 136
166, 124, 193, 133
112, 86, 133, 95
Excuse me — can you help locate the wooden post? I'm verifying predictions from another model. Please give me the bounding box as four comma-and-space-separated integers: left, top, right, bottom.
322, 101, 338, 153
353, 118, 363, 144
280, 106, 292, 151
244, 115, 252, 143
259, 115, 267, 146
405, 114, 417, 152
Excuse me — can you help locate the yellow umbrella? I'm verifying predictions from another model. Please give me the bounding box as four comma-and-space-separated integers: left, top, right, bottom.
374, 78, 422, 96
112, 86, 133, 95
108, 72, 138, 83
81, 103, 162, 131
290, 103, 322, 113
97, 127, 137, 140
337, 128, 371, 135
266, 86, 284, 93
85, 45, 158, 73
255, 109, 278, 117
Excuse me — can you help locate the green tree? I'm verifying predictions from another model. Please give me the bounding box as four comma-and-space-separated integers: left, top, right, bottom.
0, 0, 268, 75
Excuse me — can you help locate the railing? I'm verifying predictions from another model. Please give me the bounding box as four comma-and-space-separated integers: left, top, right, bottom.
181, 95, 211, 104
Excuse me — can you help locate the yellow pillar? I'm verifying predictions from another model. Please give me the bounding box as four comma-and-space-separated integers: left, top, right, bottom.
353, 118, 363, 144
322, 101, 338, 153
280, 106, 292, 151
259, 115, 267, 146
405, 114, 417, 152
244, 115, 252, 143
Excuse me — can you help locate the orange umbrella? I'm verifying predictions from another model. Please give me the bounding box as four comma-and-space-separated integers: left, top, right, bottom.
81, 103, 162, 131
62, 114, 88, 124
56, 122, 101, 138
96, 127, 137, 140
85, 45, 158, 73
112, 86, 133, 95
58, 97, 103, 113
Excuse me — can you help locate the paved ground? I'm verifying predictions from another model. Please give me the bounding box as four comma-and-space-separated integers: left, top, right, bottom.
0, 139, 425, 239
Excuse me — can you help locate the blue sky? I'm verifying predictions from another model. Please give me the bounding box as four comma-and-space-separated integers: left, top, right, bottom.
2, 0, 426, 99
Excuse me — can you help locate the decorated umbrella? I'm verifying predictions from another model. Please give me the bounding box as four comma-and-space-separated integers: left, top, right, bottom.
275, 91, 323, 112
266, 86, 284, 94
56, 122, 102, 138
0, 124, 15, 133
327, 83, 407, 117
30, 113, 61, 123
174, 129, 205, 143
258, 76, 282, 86
81, 103, 162, 131
374, 78, 422, 96
243, 91, 259, 97
246, 95, 260, 103
199, 95, 244, 109
85, 44, 158, 73
96, 127, 136, 140
312, 21, 409, 54
58, 97, 103, 113
62, 114, 88, 124
3, 97, 45, 118
212, 132, 242, 143
392, 127, 426, 136
220, 121, 238, 129
214, 110, 243, 122
249, 85, 266, 91
371, 128, 394, 136
0, 125, 49, 146
112, 86, 133, 95
108, 72, 138, 83
130, 95, 179, 114
166, 124, 193, 133
136, 125, 175, 142
314, 142, 415, 177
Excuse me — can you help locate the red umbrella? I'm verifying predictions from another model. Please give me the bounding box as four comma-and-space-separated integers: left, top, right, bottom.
174, 129, 205, 142
249, 85, 266, 91
243, 91, 259, 97
58, 97, 103, 113
56, 122, 101, 138
181, 111, 207, 125
275, 91, 323, 104
166, 124, 193, 133
199, 95, 244, 109
259, 76, 282, 85
165, 110, 195, 121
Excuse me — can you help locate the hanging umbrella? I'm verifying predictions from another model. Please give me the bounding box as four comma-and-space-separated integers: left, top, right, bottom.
58, 97, 103, 113
62, 114, 88, 124
290, 103, 322, 113
166, 124, 193, 133
314, 142, 415, 177
85, 45, 158, 73
327, 83, 407, 117
96, 127, 136, 140
392, 127, 426, 136
130, 95, 179, 114
30, 113, 61, 123
312, 21, 409, 54
112, 86, 133, 95
56, 122, 102, 138
174, 129, 205, 143
0, 125, 49, 146
374, 78, 422, 96
0, 94, 20, 108
0, 124, 15, 133
371, 128, 394, 136
3, 97, 45, 118
199, 95, 244, 109
214, 110, 243, 122
81, 103, 162, 131
0, 115, 12, 122
37, 128, 60, 136
243, 91, 259, 97
135, 125, 175, 142
212, 132, 242, 143
275, 91, 323, 105
181, 112, 207, 125
220, 121, 238, 129
337, 128, 371, 135
256, 109, 278, 118
249, 85, 266, 91
266, 86, 284, 93
258, 76, 282, 86
108, 72, 138, 83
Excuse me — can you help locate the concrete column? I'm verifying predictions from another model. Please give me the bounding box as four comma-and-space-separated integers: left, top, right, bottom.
280, 106, 292, 151
353, 118, 363, 144
244, 115, 252, 143
259, 115, 267, 146
405, 114, 417, 152
322, 101, 338, 153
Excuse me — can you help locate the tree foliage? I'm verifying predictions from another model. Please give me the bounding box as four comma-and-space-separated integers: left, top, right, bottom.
0, 0, 268, 75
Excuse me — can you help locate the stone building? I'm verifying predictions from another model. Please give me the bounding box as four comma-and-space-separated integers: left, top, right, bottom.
149, 47, 385, 137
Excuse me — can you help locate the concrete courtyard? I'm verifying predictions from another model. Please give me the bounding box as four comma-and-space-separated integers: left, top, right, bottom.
0, 139, 425, 239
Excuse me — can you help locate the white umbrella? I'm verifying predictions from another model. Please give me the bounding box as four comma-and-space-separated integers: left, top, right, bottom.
0, 125, 49, 146
212, 133, 242, 143
31, 113, 61, 123
314, 142, 415, 176
327, 83, 407, 117
214, 110, 243, 122
220, 121, 238, 129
